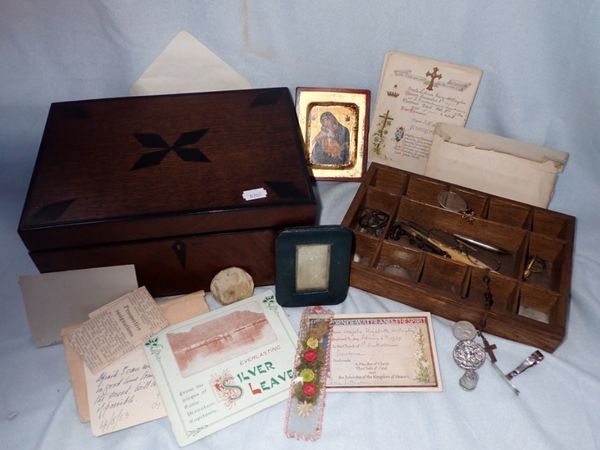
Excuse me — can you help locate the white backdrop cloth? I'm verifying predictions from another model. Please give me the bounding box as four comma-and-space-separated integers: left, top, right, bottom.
1, 1, 599, 449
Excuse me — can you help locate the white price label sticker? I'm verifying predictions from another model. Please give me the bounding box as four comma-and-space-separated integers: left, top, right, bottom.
242, 187, 268, 201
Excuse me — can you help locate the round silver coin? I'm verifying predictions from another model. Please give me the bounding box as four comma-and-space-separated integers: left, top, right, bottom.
453, 339, 486, 371
452, 321, 477, 341
438, 191, 468, 213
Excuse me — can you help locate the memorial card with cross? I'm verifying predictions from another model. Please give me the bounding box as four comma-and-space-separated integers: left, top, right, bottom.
369, 51, 482, 174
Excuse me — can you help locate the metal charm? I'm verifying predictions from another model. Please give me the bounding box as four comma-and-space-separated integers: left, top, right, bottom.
438, 190, 475, 222
358, 208, 389, 235
438, 190, 468, 212
452, 321, 477, 341
523, 256, 545, 280
453, 339, 486, 391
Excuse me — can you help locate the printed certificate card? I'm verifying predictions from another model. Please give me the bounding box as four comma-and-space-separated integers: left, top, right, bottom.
144, 291, 296, 446
327, 312, 442, 392
369, 51, 482, 174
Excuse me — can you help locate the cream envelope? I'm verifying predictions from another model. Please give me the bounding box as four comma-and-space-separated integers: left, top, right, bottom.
130, 30, 251, 96
426, 123, 568, 208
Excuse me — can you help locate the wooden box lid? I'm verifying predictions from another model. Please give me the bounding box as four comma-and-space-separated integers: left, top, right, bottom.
19, 88, 316, 251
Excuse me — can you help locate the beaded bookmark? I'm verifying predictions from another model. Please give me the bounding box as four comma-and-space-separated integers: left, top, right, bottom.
284, 306, 334, 441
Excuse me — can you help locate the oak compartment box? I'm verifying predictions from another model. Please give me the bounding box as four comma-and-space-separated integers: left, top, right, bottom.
19, 88, 316, 296
342, 163, 575, 351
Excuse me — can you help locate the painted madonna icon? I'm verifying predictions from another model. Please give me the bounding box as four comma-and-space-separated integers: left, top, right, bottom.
310, 112, 350, 166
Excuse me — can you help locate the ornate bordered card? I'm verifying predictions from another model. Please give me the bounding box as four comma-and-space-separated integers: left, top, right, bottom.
143, 291, 296, 446
327, 312, 442, 392
369, 51, 482, 174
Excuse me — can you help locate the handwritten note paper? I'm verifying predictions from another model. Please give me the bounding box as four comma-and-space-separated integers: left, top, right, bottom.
369, 51, 482, 174
62, 291, 209, 432
327, 313, 442, 392
68, 287, 168, 373
85, 347, 165, 435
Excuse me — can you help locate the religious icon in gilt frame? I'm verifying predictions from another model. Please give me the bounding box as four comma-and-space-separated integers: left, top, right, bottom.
296, 88, 370, 181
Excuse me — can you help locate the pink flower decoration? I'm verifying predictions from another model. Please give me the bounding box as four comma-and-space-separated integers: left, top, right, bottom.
302, 382, 317, 397
303, 349, 318, 363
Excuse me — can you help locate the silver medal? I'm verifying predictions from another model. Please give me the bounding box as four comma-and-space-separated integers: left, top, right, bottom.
453, 339, 486, 391
452, 321, 477, 341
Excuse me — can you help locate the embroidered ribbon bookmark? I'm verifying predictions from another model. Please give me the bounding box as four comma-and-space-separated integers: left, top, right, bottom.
285, 306, 334, 441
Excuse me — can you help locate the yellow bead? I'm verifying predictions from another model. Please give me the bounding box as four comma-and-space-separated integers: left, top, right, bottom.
306, 337, 319, 349
299, 368, 316, 383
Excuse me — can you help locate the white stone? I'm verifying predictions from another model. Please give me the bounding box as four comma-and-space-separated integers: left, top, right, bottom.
210, 267, 254, 305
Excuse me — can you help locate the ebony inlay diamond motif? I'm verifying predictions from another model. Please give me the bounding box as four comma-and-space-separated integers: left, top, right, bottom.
131, 129, 209, 170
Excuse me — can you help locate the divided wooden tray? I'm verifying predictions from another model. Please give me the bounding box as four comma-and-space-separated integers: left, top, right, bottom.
341, 163, 574, 352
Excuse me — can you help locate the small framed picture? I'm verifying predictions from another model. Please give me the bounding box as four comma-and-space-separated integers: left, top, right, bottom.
295, 87, 370, 181
275, 226, 353, 307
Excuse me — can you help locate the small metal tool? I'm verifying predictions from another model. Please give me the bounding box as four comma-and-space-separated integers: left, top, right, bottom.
491, 362, 520, 395
477, 331, 519, 395
390, 220, 496, 270
506, 350, 544, 380
453, 233, 508, 254
523, 256, 545, 280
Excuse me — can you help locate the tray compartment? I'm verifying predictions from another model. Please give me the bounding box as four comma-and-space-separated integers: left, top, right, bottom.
405, 176, 487, 216
517, 284, 560, 324
523, 233, 566, 292
405, 176, 448, 205
351, 188, 398, 238
352, 233, 380, 267
531, 208, 570, 239
466, 267, 519, 313
419, 254, 469, 297
374, 241, 424, 282
486, 197, 531, 228
368, 167, 408, 195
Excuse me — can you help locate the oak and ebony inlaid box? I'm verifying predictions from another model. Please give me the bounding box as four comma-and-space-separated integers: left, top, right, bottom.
19, 88, 316, 296
341, 163, 574, 351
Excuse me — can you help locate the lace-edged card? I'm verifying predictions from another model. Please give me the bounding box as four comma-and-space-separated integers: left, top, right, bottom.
284, 306, 334, 441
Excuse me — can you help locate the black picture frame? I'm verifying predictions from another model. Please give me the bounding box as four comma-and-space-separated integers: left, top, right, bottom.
275, 225, 353, 307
